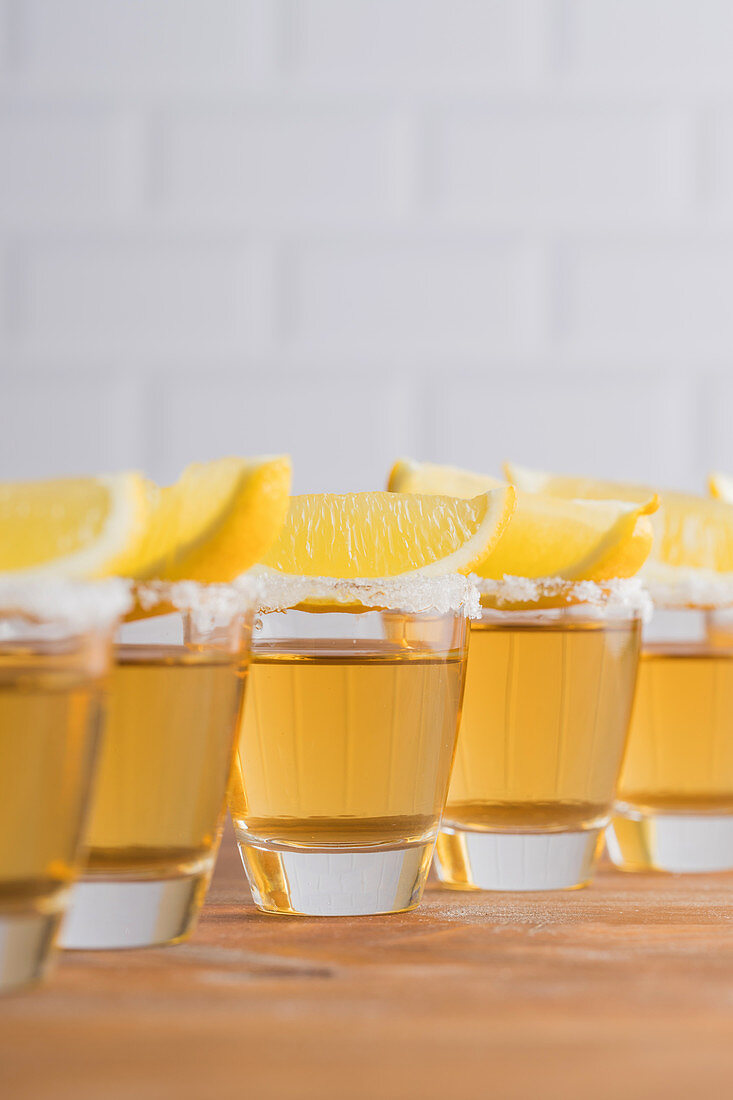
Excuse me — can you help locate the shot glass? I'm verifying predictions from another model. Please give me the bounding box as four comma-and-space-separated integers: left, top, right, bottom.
228, 573, 475, 916
435, 578, 645, 891
61, 580, 256, 949
0, 578, 128, 991
608, 584, 733, 873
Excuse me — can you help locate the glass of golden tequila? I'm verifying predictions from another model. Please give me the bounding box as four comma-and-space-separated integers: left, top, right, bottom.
608, 585, 733, 873
0, 578, 128, 991
229, 573, 474, 916
61, 580, 256, 949
435, 578, 645, 891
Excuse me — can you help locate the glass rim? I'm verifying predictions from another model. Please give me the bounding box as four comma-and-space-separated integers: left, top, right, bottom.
241, 568, 480, 617
0, 575, 131, 630
642, 568, 733, 611
131, 576, 260, 631
472, 575, 651, 621
135, 576, 258, 612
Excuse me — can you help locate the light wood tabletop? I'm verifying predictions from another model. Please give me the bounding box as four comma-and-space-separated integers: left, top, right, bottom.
3, 826, 733, 1100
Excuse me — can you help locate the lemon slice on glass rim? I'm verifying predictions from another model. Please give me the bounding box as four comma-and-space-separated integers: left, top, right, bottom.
0, 454, 292, 593
507, 460, 733, 607
263, 488, 516, 577
388, 457, 657, 584
131, 454, 291, 582
257, 488, 516, 613
0, 472, 152, 578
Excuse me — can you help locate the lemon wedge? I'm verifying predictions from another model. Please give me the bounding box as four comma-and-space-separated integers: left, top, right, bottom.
0, 456, 291, 584
0, 472, 151, 577
709, 471, 733, 503
388, 458, 502, 497
477, 496, 656, 580
132, 455, 292, 582
507, 461, 733, 575
262, 488, 516, 578
387, 458, 656, 580
503, 461, 655, 504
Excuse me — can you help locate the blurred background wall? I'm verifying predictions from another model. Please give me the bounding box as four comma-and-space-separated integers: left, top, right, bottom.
1, 0, 732, 493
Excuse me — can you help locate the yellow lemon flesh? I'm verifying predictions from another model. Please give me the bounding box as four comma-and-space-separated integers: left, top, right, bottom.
263, 488, 516, 578
507, 461, 733, 576
0, 473, 151, 577
709, 471, 733, 503
0, 455, 291, 585
387, 458, 656, 581
132, 455, 292, 582
478, 495, 656, 581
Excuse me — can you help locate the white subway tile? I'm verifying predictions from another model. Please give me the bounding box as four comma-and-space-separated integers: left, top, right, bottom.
567, 0, 733, 91
434, 109, 686, 224
289, 242, 544, 352
14, 241, 261, 351
562, 243, 733, 355
0, 110, 117, 222
0, 0, 727, 490
146, 372, 421, 492
0, 1, 10, 70
704, 112, 733, 210
701, 377, 733, 479
14, 0, 255, 89
429, 371, 697, 491
0, 372, 145, 478
287, 0, 543, 88
159, 109, 403, 222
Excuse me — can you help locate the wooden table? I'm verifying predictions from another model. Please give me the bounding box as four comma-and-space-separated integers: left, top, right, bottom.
3, 828, 733, 1100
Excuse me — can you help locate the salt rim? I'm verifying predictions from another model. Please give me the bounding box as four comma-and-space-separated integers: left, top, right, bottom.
0, 575, 132, 629
136, 574, 262, 631
470, 575, 652, 620
640, 563, 733, 610
244, 568, 481, 618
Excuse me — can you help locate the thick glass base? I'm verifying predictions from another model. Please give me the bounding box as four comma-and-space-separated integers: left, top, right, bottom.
237, 839, 434, 916
59, 873, 209, 949
0, 910, 60, 993
434, 826, 603, 891
607, 806, 733, 873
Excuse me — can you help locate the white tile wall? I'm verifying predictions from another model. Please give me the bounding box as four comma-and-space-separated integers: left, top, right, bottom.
562, 242, 733, 356
286, 0, 546, 90
565, 1, 733, 91
432, 109, 688, 226
428, 371, 698, 491
15, 0, 251, 90
15, 240, 251, 352
1, 0, 732, 493
0, 371, 145, 478
0, 109, 117, 223
158, 109, 405, 225
704, 376, 733, 476
289, 241, 544, 354
149, 373, 424, 492
703, 112, 733, 211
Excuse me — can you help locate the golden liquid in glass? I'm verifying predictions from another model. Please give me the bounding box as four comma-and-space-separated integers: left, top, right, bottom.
617, 643, 733, 814
0, 648, 102, 916
229, 639, 465, 851
84, 645, 245, 878
444, 618, 640, 833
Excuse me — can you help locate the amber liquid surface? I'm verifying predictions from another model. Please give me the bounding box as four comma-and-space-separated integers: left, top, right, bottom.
618, 643, 733, 813
229, 639, 465, 850
84, 645, 245, 878
0, 648, 102, 915
444, 618, 640, 832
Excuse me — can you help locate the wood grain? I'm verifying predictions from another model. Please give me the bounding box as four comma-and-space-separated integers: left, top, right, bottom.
2, 827, 733, 1100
